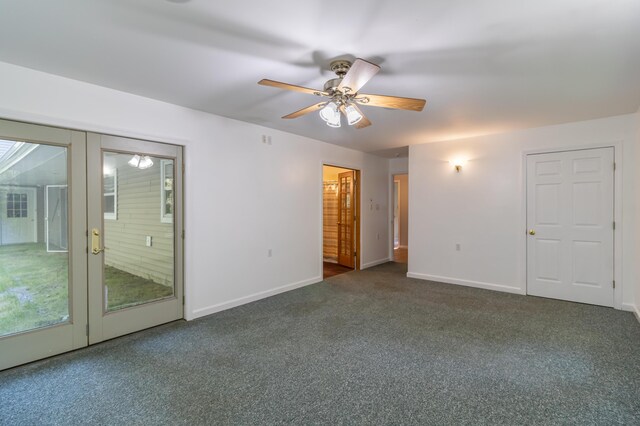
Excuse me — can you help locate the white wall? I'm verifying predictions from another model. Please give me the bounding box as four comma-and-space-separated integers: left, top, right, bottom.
409, 114, 637, 310
0, 61, 390, 320
389, 157, 408, 175
635, 107, 640, 319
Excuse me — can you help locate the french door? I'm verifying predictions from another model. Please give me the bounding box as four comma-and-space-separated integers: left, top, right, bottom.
0, 120, 87, 370
87, 133, 183, 344
0, 119, 183, 370
526, 147, 614, 306
337, 170, 355, 268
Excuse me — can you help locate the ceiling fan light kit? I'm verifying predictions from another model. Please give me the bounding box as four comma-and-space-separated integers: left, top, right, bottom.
259, 58, 427, 129
345, 105, 363, 125
128, 154, 154, 170
319, 101, 339, 123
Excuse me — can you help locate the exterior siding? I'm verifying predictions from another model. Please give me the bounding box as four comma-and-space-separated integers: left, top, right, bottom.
104, 160, 174, 287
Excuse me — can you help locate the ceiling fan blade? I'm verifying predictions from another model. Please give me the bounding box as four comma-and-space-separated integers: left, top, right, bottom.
351, 104, 371, 129
337, 58, 380, 94
258, 79, 327, 96
282, 102, 326, 119
339, 104, 372, 129
357, 93, 426, 111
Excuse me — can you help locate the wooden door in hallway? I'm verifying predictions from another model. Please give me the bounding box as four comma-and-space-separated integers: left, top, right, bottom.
337, 171, 355, 268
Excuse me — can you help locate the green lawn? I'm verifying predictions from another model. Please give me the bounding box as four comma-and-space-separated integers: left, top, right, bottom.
0, 243, 69, 337
105, 265, 173, 311
0, 243, 172, 337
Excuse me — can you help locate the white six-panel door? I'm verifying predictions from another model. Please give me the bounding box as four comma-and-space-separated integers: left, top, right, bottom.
526, 147, 614, 307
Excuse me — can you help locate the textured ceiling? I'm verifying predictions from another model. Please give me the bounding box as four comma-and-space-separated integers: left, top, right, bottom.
0, 0, 639, 154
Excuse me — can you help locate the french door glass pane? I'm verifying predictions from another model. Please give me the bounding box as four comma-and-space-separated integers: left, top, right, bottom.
102, 152, 174, 312
0, 140, 69, 337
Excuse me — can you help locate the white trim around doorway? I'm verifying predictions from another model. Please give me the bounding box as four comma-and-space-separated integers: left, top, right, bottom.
319, 161, 362, 279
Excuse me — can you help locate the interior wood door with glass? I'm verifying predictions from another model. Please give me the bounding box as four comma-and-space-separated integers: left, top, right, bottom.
87, 133, 183, 344
0, 119, 87, 371
337, 170, 355, 268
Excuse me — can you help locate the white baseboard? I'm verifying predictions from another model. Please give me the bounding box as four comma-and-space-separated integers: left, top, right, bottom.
406, 272, 525, 295
622, 303, 640, 323
621, 303, 635, 312
361, 257, 390, 269
189, 275, 323, 320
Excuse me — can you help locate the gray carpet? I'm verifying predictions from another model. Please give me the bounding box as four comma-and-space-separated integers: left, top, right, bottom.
1, 262, 639, 425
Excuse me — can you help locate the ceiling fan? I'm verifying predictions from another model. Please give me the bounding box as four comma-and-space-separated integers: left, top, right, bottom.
258, 58, 426, 129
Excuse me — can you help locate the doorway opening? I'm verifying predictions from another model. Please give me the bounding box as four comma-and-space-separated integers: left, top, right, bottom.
323, 165, 360, 279
392, 174, 408, 264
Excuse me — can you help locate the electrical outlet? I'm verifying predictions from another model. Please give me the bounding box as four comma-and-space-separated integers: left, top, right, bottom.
455, 243, 461, 251
146, 236, 152, 247
268, 248, 272, 257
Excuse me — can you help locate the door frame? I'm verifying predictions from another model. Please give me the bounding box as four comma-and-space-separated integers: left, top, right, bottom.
320, 162, 361, 277
393, 180, 399, 248
390, 173, 408, 258
522, 142, 623, 310
388, 168, 408, 263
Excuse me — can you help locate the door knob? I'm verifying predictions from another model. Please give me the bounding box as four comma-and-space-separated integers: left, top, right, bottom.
528, 229, 536, 236
91, 228, 106, 254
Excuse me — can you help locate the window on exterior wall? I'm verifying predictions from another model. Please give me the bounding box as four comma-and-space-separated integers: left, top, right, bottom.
104, 170, 117, 220
6, 193, 28, 218
161, 159, 173, 223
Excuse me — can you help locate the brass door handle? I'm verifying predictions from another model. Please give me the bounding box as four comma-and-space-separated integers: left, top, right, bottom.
91, 228, 106, 255
528, 229, 536, 235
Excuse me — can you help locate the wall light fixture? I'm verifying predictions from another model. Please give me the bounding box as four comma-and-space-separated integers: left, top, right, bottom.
449, 158, 466, 173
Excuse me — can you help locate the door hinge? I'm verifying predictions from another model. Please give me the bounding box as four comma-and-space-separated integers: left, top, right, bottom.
182, 230, 185, 239
613, 162, 616, 171
86, 324, 89, 336
182, 295, 185, 306
613, 221, 616, 230
613, 280, 616, 289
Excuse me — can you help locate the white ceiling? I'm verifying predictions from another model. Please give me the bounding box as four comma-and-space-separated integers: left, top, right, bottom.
0, 0, 639, 155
